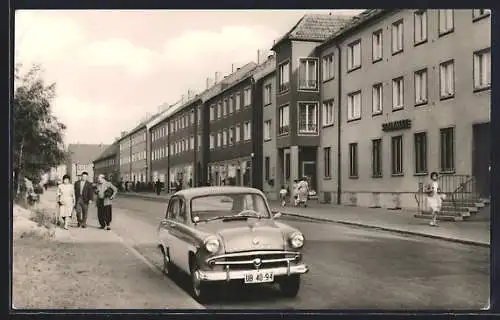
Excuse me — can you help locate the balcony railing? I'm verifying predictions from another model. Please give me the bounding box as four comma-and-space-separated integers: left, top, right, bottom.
278, 125, 290, 135
279, 82, 290, 93
299, 80, 318, 90
298, 123, 318, 134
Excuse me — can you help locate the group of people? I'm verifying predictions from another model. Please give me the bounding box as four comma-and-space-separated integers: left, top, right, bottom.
56, 172, 118, 230
279, 177, 310, 208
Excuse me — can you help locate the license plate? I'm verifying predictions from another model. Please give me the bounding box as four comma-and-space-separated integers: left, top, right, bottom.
244, 271, 274, 284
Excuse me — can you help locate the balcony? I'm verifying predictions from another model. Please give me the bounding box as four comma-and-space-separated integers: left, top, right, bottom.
278, 125, 290, 136
299, 123, 318, 134
299, 80, 318, 90
279, 82, 290, 93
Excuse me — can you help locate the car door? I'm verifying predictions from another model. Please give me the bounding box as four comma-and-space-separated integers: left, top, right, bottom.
169, 197, 192, 272
158, 198, 177, 257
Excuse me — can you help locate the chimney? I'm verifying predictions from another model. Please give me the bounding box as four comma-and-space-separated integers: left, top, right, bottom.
231, 64, 234, 73
214, 72, 221, 84
188, 89, 195, 100
181, 94, 186, 103
257, 49, 260, 64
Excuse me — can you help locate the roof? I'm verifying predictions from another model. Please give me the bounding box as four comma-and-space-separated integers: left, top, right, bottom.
93, 142, 118, 162
252, 55, 276, 82
67, 144, 109, 165
174, 186, 265, 199
119, 112, 161, 141
147, 101, 181, 130
201, 62, 259, 102
318, 9, 390, 49
272, 13, 354, 50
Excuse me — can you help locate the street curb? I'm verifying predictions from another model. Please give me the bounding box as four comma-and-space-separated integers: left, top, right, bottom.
281, 212, 490, 248
118, 193, 169, 202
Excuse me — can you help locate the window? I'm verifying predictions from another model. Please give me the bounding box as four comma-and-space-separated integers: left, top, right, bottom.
414, 132, 427, 174
224, 99, 229, 116
322, 54, 334, 81
264, 157, 270, 181
298, 59, 318, 90
264, 120, 272, 141
347, 91, 361, 121
440, 127, 455, 172
222, 130, 227, 146
222, 100, 227, 117
349, 143, 358, 178
414, 10, 427, 44
440, 60, 455, 99
264, 84, 272, 105
438, 10, 454, 35
372, 139, 382, 177
347, 40, 361, 71
229, 96, 234, 114
235, 125, 241, 143
323, 147, 331, 178
391, 135, 403, 175
190, 136, 194, 150
235, 93, 241, 111
209, 134, 214, 149
278, 105, 290, 135
392, 20, 403, 54
473, 9, 491, 20
197, 107, 201, 124
228, 127, 234, 145
217, 132, 222, 148
197, 134, 201, 150
372, 30, 383, 62
392, 77, 404, 110
217, 102, 222, 118
279, 61, 290, 92
190, 110, 195, 124
414, 69, 428, 105
474, 49, 491, 90
298, 102, 318, 134
323, 100, 334, 126
243, 122, 252, 140
372, 83, 383, 115
244, 87, 251, 106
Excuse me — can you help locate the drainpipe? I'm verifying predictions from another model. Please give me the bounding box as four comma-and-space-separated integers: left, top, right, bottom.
336, 43, 342, 205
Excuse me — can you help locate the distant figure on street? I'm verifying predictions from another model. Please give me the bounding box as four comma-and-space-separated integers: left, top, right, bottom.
74, 171, 93, 228
425, 172, 446, 227
56, 174, 75, 230
297, 177, 309, 208
292, 180, 299, 206
155, 179, 161, 195
279, 185, 288, 207
95, 174, 118, 230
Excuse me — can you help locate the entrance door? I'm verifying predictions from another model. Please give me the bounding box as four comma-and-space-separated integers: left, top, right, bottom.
284, 150, 291, 183
472, 122, 490, 198
302, 161, 316, 192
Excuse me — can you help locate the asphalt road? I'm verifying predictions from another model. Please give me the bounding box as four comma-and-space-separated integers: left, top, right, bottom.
110, 196, 490, 310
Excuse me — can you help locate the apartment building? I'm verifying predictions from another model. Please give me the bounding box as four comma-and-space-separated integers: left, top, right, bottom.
203, 62, 261, 188
93, 142, 119, 182
255, 57, 278, 199
118, 134, 132, 181
316, 9, 491, 209
270, 13, 355, 194
66, 143, 109, 182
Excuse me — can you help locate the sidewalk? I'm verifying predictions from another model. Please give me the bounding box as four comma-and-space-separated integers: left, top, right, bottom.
121, 191, 490, 247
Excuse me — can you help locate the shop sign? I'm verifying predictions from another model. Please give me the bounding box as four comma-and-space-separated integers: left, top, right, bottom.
382, 119, 412, 132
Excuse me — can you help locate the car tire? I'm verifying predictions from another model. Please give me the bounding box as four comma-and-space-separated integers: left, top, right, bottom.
161, 247, 176, 278
190, 261, 212, 303
279, 275, 301, 298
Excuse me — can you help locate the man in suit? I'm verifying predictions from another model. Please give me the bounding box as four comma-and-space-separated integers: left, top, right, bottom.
74, 171, 93, 228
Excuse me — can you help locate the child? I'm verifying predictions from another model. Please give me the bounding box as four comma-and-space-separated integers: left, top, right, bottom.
279, 185, 288, 207
425, 171, 445, 227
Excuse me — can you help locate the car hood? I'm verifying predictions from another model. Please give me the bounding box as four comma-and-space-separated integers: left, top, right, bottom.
196, 218, 285, 253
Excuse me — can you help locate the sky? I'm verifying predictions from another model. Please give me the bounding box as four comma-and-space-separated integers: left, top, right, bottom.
14, 9, 363, 145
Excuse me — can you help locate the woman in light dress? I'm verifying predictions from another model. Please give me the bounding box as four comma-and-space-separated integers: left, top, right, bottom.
297, 177, 310, 208
56, 174, 75, 230
426, 171, 446, 227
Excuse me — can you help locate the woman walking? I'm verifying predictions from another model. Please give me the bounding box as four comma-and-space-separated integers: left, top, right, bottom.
95, 174, 118, 230
56, 174, 75, 230
426, 171, 445, 227
297, 177, 310, 208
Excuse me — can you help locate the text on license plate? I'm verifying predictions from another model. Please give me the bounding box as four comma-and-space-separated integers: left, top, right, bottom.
244, 271, 274, 284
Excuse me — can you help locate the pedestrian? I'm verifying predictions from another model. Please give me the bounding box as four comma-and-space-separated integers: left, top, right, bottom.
155, 179, 161, 195
56, 174, 75, 230
297, 177, 309, 208
279, 185, 288, 207
95, 174, 118, 230
74, 171, 93, 228
425, 171, 445, 227
292, 180, 299, 207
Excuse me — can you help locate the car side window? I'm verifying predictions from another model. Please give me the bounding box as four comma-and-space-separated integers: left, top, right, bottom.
166, 198, 179, 220
177, 198, 187, 224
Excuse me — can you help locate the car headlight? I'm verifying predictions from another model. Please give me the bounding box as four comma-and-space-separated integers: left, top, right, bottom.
203, 236, 220, 253
289, 232, 304, 249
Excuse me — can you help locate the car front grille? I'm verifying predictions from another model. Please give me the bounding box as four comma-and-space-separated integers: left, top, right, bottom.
206, 250, 301, 270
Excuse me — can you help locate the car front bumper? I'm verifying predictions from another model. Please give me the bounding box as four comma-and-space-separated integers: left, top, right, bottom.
195, 263, 309, 282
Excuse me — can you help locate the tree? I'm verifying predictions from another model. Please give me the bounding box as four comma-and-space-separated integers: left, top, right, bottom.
13, 63, 67, 195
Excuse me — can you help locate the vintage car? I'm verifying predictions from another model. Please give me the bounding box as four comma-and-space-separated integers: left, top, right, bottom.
157, 186, 309, 302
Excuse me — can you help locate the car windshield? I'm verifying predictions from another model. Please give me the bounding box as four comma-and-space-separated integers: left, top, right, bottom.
190, 193, 271, 222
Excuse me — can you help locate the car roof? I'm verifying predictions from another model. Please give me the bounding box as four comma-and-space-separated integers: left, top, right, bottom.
174, 186, 265, 199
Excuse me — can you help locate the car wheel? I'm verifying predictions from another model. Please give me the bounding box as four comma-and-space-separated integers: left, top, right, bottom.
190, 261, 211, 303
279, 275, 301, 298
161, 247, 175, 278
